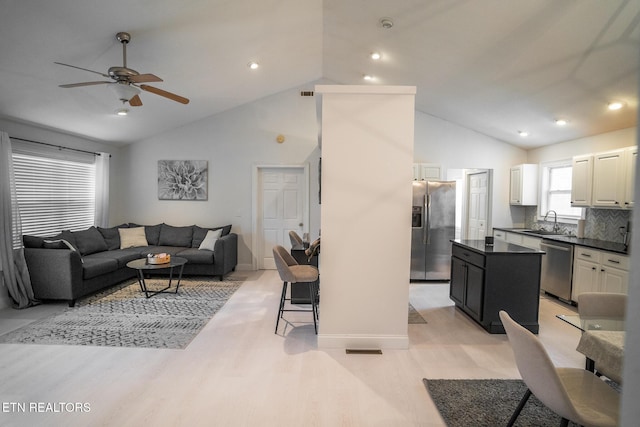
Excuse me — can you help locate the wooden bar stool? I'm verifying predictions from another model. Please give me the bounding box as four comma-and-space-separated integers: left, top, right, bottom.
272, 245, 319, 334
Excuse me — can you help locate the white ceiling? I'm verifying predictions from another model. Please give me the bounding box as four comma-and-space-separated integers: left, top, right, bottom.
0, 0, 638, 149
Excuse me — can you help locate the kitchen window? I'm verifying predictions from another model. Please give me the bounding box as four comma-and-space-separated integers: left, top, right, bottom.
539, 160, 582, 222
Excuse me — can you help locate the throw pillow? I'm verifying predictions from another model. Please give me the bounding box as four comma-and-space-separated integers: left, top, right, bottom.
198, 229, 222, 251
119, 227, 148, 249
191, 225, 232, 247
23, 235, 45, 248
72, 226, 109, 255
128, 223, 163, 245
98, 224, 129, 250
158, 224, 193, 247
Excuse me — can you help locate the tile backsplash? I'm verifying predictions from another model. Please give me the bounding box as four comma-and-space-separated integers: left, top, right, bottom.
524, 207, 631, 244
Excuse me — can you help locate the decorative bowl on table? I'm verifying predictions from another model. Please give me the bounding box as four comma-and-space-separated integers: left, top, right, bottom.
147, 253, 171, 264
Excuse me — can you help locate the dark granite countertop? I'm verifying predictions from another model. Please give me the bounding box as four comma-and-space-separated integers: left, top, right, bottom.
452, 239, 545, 255
494, 227, 629, 255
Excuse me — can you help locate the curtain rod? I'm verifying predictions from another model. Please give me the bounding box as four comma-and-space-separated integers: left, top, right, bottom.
10, 137, 109, 157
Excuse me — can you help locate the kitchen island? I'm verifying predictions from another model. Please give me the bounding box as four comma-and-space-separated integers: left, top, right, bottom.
450, 239, 544, 333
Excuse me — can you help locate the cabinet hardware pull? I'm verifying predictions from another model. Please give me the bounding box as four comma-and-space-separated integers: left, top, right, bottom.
608, 259, 620, 264
582, 253, 591, 257
592, 267, 597, 270
601, 269, 605, 272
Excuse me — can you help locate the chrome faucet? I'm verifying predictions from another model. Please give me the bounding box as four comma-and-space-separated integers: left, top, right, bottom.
543, 210, 559, 233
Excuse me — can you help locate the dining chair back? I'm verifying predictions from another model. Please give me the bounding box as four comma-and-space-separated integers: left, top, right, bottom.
289, 231, 304, 248
500, 310, 619, 427
578, 292, 626, 318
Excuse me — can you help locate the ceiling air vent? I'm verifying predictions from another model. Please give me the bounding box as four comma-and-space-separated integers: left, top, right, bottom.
300, 91, 314, 97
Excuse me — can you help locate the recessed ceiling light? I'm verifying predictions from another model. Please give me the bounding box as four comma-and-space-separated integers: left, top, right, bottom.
608, 101, 624, 110
115, 108, 129, 116
518, 130, 529, 137
370, 52, 382, 60
247, 61, 259, 70
555, 119, 568, 126
363, 74, 374, 81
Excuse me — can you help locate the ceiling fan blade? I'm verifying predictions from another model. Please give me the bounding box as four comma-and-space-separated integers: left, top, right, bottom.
59, 81, 111, 88
54, 62, 110, 78
129, 73, 163, 83
140, 84, 190, 104
129, 95, 143, 107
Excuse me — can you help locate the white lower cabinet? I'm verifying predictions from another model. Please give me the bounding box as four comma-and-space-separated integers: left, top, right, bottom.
493, 230, 541, 250
571, 247, 629, 301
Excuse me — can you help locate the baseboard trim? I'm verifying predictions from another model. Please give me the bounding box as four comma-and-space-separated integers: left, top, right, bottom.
317, 334, 409, 350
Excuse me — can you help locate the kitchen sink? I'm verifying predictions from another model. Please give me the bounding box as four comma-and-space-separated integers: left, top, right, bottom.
522, 229, 564, 236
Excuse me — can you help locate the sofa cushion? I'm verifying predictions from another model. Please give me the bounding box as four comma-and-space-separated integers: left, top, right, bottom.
159, 224, 193, 247
129, 223, 162, 245
98, 224, 129, 250
87, 249, 142, 268
191, 225, 232, 247
81, 257, 119, 279
23, 235, 45, 248
142, 246, 186, 257
72, 226, 108, 256
119, 227, 148, 249
176, 248, 214, 264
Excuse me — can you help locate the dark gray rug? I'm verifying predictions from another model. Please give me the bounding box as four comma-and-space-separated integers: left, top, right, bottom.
409, 303, 427, 324
423, 379, 580, 426
0, 277, 242, 349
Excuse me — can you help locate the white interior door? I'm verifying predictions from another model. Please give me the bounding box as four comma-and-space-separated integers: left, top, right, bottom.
466, 170, 489, 239
256, 166, 308, 270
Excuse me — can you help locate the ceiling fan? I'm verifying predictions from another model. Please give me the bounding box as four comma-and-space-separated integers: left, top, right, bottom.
55, 32, 189, 107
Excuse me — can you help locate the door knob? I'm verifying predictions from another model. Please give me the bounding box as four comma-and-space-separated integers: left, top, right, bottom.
299, 223, 303, 227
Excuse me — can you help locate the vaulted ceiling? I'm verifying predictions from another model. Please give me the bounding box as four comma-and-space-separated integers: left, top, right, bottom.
0, 0, 638, 148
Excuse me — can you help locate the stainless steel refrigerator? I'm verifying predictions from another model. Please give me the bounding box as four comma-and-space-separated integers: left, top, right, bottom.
411, 180, 456, 281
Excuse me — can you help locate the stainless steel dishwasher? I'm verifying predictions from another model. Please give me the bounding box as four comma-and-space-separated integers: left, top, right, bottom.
540, 239, 574, 302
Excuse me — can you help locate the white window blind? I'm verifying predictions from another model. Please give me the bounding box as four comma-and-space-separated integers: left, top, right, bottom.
12, 150, 96, 237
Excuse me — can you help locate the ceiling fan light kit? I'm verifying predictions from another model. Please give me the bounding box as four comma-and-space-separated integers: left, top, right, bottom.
56, 31, 189, 108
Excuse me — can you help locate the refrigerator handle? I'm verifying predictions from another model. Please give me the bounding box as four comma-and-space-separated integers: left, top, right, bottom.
424, 194, 430, 244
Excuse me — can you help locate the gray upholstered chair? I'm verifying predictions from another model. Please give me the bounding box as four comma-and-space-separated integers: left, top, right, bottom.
577, 292, 626, 382
499, 310, 619, 427
289, 231, 304, 248
272, 245, 319, 334
578, 292, 626, 318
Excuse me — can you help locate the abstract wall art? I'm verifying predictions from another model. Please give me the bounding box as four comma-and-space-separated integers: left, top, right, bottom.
158, 160, 208, 200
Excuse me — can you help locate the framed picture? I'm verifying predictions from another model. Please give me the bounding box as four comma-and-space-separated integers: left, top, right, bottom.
158, 160, 208, 200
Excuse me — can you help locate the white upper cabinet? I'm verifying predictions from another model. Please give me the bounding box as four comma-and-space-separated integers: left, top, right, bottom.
571, 154, 593, 207
413, 163, 441, 181
571, 146, 635, 209
509, 164, 538, 205
624, 146, 637, 208
592, 149, 626, 207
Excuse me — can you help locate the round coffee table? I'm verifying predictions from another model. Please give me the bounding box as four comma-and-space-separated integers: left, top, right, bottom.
126, 257, 188, 298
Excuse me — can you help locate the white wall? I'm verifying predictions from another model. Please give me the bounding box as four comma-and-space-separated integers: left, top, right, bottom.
414, 111, 529, 229
526, 127, 636, 164
317, 85, 415, 349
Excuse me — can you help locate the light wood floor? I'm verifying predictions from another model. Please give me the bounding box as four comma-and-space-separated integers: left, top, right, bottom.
0, 270, 584, 427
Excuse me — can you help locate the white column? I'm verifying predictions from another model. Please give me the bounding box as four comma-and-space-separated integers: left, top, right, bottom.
315, 85, 416, 349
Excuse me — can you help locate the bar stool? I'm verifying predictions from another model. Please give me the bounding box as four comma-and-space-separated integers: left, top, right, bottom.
272, 245, 319, 334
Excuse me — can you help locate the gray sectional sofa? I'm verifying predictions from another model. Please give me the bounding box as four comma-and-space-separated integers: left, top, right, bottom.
23, 223, 238, 306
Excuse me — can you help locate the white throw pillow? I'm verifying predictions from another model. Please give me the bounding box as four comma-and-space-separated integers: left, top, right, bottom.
198, 229, 222, 251
119, 227, 148, 249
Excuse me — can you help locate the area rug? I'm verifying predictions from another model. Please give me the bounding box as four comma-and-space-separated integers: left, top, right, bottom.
409, 303, 427, 324
0, 277, 242, 350
423, 379, 580, 426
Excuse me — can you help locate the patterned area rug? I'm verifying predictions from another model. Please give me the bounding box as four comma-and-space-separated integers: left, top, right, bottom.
409, 303, 427, 324
424, 379, 584, 426
0, 277, 242, 349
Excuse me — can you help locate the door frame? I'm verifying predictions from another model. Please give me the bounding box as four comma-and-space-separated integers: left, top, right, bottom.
252, 163, 310, 270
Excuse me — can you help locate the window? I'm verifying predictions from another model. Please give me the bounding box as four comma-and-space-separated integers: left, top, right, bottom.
12, 144, 96, 237
539, 160, 582, 221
